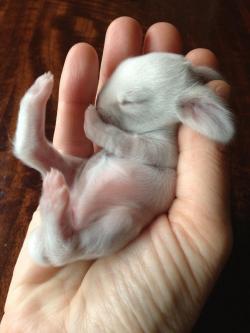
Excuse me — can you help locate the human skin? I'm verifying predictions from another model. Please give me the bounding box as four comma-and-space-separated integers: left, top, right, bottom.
0, 17, 232, 333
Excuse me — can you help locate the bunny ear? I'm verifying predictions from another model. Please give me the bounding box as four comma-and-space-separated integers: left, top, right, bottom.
176, 86, 235, 143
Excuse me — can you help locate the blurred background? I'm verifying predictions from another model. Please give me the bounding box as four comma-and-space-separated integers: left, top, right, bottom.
0, 0, 249, 331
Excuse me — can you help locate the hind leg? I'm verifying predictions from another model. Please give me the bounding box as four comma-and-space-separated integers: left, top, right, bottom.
13, 73, 84, 181
28, 169, 79, 266
75, 207, 143, 260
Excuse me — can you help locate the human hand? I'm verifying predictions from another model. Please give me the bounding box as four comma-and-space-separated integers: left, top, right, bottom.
0, 17, 232, 333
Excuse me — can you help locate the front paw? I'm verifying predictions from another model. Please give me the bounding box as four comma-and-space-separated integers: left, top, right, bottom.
84, 104, 102, 141
28, 169, 77, 267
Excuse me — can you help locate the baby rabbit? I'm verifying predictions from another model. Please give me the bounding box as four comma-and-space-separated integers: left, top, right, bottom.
13, 52, 234, 266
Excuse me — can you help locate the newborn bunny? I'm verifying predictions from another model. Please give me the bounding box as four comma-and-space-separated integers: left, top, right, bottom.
13, 52, 234, 266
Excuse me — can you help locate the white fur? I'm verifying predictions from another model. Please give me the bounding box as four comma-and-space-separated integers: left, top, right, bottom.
13, 52, 234, 266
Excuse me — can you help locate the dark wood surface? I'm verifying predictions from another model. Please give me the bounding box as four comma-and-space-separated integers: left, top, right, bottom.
0, 0, 249, 331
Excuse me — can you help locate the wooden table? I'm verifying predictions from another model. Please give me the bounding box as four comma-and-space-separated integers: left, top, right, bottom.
0, 0, 249, 331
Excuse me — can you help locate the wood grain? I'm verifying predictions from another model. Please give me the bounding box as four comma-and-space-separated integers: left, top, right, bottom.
0, 0, 249, 331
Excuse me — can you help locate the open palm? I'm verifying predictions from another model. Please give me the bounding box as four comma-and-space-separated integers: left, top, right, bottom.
1, 18, 232, 333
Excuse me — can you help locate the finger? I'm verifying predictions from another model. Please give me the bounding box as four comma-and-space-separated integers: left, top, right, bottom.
94, 17, 142, 152
186, 48, 231, 100
186, 48, 219, 69
97, 16, 143, 93
53, 43, 99, 158
143, 22, 182, 53
207, 80, 231, 100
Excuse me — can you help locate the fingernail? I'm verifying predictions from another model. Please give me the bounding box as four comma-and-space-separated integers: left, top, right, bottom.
215, 83, 231, 100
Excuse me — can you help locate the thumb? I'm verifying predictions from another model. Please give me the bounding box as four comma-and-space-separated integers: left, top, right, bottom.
170, 79, 233, 259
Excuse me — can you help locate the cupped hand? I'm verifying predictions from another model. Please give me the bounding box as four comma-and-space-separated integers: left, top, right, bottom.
0, 17, 232, 333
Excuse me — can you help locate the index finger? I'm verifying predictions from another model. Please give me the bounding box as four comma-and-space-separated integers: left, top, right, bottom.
53, 43, 99, 158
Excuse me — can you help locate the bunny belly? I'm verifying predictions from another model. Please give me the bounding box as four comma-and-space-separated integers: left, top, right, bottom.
71, 152, 176, 230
